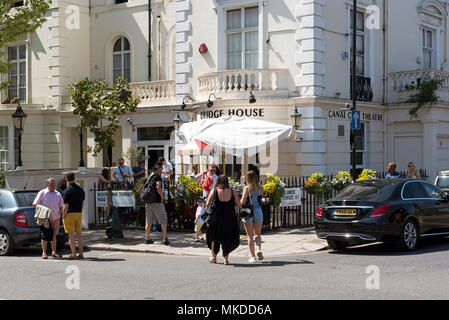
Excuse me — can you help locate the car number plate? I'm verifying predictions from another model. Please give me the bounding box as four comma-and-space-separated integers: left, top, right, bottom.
334, 209, 357, 216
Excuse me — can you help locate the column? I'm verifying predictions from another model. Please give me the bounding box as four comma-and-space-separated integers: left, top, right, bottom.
295, 0, 326, 97
422, 120, 439, 181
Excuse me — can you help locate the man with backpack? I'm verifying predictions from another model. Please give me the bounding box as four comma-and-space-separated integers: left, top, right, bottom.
140, 165, 170, 245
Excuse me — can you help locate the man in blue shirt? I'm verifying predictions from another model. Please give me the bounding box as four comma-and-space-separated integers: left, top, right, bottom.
113, 158, 133, 185
385, 162, 402, 179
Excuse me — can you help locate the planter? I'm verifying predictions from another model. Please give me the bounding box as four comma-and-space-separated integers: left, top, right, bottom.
305, 187, 315, 195
332, 184, 345, 192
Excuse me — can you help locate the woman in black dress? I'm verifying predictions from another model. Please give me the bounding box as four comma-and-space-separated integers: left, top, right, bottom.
205, 175, 241, 265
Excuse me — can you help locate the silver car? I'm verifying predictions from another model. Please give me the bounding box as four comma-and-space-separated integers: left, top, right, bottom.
435, 170, 449, 193
0, 189, 67, 256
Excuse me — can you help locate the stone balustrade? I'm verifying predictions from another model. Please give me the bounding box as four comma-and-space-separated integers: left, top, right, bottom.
130, 80, 176, 107
198, 69, 289, 99
389, 69, 449, 103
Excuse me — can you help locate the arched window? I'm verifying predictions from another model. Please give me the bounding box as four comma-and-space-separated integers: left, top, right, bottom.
112, 37, 131, 83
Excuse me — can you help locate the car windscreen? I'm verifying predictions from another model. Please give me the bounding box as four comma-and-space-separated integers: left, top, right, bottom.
14, 192, 38, 207
333, 182, 397, 201
436, 176, 449, 189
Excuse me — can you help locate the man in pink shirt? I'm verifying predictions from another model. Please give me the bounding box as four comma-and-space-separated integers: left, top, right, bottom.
33, 178, 64, 259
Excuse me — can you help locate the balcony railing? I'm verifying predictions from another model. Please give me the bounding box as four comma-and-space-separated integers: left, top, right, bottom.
389, 69, 449, 103
198, 69, 289, 99
130, 80, 176, 107
350, 75, 374, 102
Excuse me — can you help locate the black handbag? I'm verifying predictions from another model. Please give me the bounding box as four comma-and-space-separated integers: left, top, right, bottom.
240, 191, 255, 219
202, 191, 218, 225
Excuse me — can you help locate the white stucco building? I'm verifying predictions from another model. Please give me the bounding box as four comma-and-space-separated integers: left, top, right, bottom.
2, 0, 449, 182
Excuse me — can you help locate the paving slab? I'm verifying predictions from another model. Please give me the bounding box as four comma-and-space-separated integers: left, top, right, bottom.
81, 227, 328, 257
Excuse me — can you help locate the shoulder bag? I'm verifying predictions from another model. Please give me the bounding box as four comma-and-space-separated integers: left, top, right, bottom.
240, 189, 255, 219
202, 190, 218, 225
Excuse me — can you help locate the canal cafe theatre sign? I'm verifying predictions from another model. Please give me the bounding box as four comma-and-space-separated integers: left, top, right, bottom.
328, 109, 384, 122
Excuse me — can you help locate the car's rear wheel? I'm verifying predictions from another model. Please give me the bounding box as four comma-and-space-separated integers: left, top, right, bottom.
327, 239, 349, 251
396, 220, 419, 251
0, 230, 13, 256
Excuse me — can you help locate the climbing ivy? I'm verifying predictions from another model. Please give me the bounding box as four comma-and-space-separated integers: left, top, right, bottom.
407, 78, 443, 119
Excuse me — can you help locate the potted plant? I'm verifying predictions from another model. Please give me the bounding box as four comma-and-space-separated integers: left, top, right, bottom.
305, 172, 332, 202
170, 175, 203, 219
11, 97, 20, 104
331, 171, 352, 191
2, 99, 10, 104
262, 174, 286, 208
357, 169, 377, 182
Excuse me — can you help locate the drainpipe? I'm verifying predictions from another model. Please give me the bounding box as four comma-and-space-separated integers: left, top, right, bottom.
157, 15, 162, 80
382, 0, 388, 169
148, 0, 152, 81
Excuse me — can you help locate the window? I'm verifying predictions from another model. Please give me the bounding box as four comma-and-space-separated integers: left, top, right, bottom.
8, 44, 26, 102
402, 182, 427, 199
112, 37, 131, 84
115, 0, 128, 4
0, 127, 9, 171
137, 127, 174, 141
338, 125, 345, 137
350, 10, 365, 76
226, 6, 259, 70
422, 28, 434, 69
421, 183, 444, 200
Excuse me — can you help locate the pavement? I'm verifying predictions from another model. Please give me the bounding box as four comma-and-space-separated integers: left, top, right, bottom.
80, 227, 328, 257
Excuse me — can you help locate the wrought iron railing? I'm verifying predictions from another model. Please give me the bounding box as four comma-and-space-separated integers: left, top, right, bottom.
350, 75, 374, 102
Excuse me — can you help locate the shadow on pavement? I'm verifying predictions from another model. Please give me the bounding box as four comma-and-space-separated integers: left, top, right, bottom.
230, 259, 314, 268
327, 237, 449, 256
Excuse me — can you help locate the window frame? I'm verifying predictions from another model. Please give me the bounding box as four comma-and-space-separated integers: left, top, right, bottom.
401, 181, 440, 201
216, 0, 264, 71
421, 27, 436, 69
112, 37, 131, 84
349, 9, 366, 77
7, 44, 27, 102
225, 6, 259, 70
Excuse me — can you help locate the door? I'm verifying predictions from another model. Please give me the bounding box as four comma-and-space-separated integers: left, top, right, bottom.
146, 145, 165, 173
421, 182, 449, 234
402, 181, 434, 234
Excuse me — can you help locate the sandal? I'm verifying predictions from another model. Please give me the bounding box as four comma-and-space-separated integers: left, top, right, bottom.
208, 257, 217, 264
42, 254, 48, 260
51, 253, 61, 259
77, 254, 84, 260
67, 254, 77, 260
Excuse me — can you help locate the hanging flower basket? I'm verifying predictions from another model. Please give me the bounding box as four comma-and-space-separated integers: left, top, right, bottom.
331, 171, 353, 191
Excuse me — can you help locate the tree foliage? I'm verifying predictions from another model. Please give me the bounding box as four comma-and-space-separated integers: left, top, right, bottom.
407, 78, 443, 119
0, 0, 51, 90
69, 77, 140, 166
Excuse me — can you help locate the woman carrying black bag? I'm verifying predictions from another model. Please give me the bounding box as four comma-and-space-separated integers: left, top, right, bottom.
205, 175, 241, 265
240, 170, 264, 263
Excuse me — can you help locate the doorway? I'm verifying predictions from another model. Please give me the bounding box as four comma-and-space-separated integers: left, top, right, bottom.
146, 145, 165, 172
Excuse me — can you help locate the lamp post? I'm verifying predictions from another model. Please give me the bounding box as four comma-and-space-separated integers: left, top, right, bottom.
350, 0, 358, 181
11, 102, 27, 171
73, 109, 86, 170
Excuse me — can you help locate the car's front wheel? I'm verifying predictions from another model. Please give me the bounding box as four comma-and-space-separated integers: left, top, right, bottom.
327, 239, 349, 251
396, 220, 419, 251
0, 229, 13, 256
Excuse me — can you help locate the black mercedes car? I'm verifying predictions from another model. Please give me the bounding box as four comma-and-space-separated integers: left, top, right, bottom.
315, 179, 449, 251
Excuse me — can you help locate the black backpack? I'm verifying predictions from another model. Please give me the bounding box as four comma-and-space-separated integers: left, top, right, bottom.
140, 176, 158, 204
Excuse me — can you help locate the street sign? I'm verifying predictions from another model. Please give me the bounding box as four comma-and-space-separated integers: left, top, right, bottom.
352, 110, 361, 130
